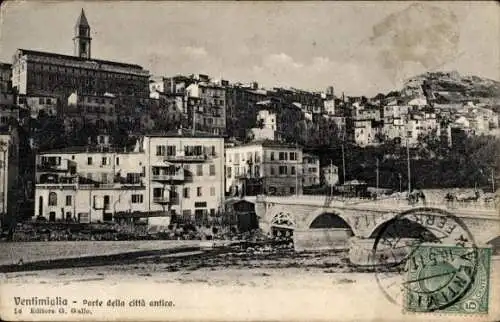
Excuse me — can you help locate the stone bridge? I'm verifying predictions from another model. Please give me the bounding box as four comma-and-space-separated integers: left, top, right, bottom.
244, 195, 500, 246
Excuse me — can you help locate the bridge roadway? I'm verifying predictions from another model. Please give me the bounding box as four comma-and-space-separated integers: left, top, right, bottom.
242, 194, 500, 245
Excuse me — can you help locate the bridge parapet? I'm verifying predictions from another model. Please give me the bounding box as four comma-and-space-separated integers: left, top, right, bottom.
248, 194, 498, 213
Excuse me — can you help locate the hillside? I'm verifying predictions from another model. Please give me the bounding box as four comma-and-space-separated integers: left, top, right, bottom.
401, 71, 500, 109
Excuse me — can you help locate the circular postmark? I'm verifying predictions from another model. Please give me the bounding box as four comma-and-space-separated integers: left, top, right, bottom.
370, 207, 479, 312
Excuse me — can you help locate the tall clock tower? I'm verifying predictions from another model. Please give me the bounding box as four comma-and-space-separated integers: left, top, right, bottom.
73, 9, 91, 59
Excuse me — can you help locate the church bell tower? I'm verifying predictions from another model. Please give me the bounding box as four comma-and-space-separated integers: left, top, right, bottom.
73, 9, 91, 59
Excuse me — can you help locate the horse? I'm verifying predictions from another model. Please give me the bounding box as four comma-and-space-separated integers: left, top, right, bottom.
408, 190, 426, 205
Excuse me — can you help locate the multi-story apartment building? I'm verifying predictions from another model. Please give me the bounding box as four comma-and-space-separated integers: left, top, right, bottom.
64, 92, 118, 130
302, 153, 320, 187
142, 132, 225, 223
225, 141, 304, 196
354, 119, 382, 147
17, 95, 59, 118
11, 10, 149, 98
185, 82, 226, 135
34, 131, 225, 225
34, 146, 147, 223
0, 63, 12, 93
0, 130, 20, 228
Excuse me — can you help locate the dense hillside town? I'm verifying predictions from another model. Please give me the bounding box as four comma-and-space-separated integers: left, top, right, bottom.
0, 9, 498, 235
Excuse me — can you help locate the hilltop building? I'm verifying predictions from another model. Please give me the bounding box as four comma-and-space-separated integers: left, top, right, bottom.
11, 10, 150, 99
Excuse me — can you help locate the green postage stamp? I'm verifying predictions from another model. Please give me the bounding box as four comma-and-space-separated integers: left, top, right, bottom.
404, 245, 491, 314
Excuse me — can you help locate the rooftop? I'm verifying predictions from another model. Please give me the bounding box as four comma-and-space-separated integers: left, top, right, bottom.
227, 139, 302, 149
144, 128, 226, 139
39, 146, 141, 155
17, 48, 147, 71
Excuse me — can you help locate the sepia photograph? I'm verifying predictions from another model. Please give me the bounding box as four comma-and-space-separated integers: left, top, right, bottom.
0, 1, 498, 321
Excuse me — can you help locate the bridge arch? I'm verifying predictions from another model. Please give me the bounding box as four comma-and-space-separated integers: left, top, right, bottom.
305, 209, 355, 234
366, 207, 457, 241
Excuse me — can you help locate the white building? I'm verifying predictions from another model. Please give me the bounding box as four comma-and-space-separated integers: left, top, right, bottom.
142, 132, 225, 224
248, 109, 279, 141
33, 132, 225, 226
225, 141, 304, 196
0, 130, 19, 227
302, 153, 320, 187
322, 164, 339, 187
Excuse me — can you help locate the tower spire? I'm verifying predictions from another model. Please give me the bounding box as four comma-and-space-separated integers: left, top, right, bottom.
76, 9, 89, 27
73, 9, 92, 59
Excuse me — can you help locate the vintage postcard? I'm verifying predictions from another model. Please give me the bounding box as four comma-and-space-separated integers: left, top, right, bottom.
0, 1, 499, 321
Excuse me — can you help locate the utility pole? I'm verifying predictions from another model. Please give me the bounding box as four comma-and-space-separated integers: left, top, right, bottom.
192, 102, 196, 136
330, 159, 333, 197
491, 168, 495, 192
341, 143, 346, 184
376, 157, 379, 191
295, 142, 299, 196
406, 136, 411, 193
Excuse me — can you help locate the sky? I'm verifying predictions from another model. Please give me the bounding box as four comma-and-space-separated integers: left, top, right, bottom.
0, 1, 498, 96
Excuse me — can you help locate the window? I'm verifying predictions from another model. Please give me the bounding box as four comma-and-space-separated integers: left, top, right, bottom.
153, 188, 162, 198
254, 165, 260, 177
210, 187, 216, 196
156, 145, 165, 156
290, 152, 297, 161
166, 145, 176, 156
183, 187, 190, 198
209, 164, 216, 176
279, 152, 287, 161
48, 192, 57, 206
101, 173, 108, 183
197, 187, 202, 197
196, 164, 203, 176
290, 187, 295, 194
116, 157, 120, 166
103, 195, 110, 210
227, 166, 232, 178
270, 152, 275, 161
101, 157, 107, 166
131, 194, 143, 203
234, 153, 240, 163
87, 157, 93, 165
291, 166, 296, 175
270, 166, 275, 175
279, 166, 287, 175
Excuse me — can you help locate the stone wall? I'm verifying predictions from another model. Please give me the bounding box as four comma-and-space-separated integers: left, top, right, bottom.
293, 228, 353, 252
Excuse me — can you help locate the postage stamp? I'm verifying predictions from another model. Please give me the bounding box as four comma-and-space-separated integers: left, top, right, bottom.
371, 207, 493, 314
404, 245, 491, 314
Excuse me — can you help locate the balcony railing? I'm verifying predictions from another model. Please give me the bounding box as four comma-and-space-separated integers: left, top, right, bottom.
152, 173, 184, 182
164, 153, 216, 162
153, 196, 179, 205
35, 183, 77, 190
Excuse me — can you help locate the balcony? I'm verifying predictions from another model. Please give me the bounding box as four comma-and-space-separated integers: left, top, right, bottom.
35, 183, 77, 190
164, 153, 216, 163
153, 195, 179, 205
152, 173, 184, 183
